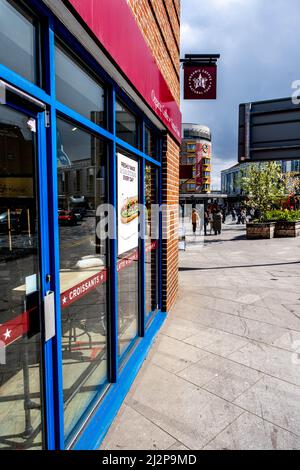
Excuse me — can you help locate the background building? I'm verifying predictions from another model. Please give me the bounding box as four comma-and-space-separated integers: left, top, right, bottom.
180, 124, 212, 194
221, 163, 244, 198
221, 160, 300, 201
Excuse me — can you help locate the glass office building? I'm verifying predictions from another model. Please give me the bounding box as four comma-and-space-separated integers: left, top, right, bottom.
0, 0, 181, 449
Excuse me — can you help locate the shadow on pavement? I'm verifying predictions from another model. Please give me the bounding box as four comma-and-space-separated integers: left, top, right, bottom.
179, 260, 300, 271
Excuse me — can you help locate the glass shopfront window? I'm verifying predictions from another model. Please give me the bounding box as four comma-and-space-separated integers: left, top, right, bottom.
145, 164, 159, 317
117, 150, 139, 357
0, 0, 163, 447
0, 0, 39, 84
0, 106, 44, 449
116, 100, 138, 148
55, 43, 106, 128
56, 118, 108, 442
145, 126, 156, 158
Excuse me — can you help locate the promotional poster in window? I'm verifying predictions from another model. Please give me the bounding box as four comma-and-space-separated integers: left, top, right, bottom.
117, 153, 139, 255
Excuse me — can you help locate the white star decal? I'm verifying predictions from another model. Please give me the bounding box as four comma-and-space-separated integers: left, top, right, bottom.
62, 296, 67, 304
3, 329, 12, 341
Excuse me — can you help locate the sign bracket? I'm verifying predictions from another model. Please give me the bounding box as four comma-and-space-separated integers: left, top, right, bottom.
180, 54, 220, 67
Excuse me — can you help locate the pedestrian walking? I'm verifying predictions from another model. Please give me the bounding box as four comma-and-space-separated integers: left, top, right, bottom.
254, 208, 261, 220
231, 208, 236, 222
222, 208, 226, 224
240, 208, 247, 224
204, 210, 209, 236
249, 208, 255, 221
213, 208, 222, 235
208, 211, 214, 234
191, 208, 199, 236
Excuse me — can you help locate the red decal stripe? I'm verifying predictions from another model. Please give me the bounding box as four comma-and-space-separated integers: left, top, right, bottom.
0, 309, 32, 346
146, 240, 158, 253
1, 245, 160, 341
60, 269, 107, 309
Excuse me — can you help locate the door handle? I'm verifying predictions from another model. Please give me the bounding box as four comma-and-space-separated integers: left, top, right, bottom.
44, 291, 56, 342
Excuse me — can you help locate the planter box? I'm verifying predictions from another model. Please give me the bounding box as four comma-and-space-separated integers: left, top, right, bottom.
246, 222, 276, 239
274, 220, 300, 238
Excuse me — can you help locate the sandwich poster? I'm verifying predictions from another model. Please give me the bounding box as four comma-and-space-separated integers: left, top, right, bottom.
117, 153, 139, 255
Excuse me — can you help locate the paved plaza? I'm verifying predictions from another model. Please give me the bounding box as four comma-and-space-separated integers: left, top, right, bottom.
101, 223, 300, 450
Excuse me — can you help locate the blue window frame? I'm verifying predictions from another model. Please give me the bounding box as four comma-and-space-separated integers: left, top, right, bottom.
0, 0, 163, 450
0, 0, 42, 85
55, 39, 107, 129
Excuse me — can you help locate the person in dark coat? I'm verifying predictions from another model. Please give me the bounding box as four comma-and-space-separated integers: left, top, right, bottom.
204, 210, 209, 236
213, 208, 222, 235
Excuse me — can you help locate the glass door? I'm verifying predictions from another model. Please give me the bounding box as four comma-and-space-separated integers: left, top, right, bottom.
55, 117, 108, 444
0, 92, 48, 449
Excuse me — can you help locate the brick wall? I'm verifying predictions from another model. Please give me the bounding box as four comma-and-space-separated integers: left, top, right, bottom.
128, 0, 181, 312
127, 0, 180, 106
161, 133, 180, 311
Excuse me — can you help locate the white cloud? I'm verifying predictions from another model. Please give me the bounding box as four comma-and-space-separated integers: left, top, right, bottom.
180, 0, 300, 185
211, 156, 236, 190
208, 0, 250, 7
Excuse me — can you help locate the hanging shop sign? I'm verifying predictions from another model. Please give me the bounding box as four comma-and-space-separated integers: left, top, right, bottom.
117, 153, 139, 256
184, 65, 217, 100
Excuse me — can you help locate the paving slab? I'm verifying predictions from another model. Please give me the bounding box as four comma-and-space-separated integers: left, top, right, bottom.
183, 328, 249, 357
271, 330, 300, 351
167, 441, 190, 450
127, 364, 243, 450
151, 334, 209, 373
100, 225, 300, 450
161, 315, 209, 341
234, 376, 300, 436
176, 307, 286, 346
204, 412, 300, 450
178, 353, 262, 402
101, 405, 176, 450
229, 341, 300, 386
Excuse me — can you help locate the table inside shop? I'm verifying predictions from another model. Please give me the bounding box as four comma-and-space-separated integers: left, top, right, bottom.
13, 267, 107, 403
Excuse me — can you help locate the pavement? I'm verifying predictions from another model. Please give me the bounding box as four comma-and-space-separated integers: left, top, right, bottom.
101, 222, 300, 450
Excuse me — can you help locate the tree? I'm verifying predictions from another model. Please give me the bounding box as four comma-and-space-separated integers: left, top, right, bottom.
241, 162, 286, 220
282, 171, 300, 197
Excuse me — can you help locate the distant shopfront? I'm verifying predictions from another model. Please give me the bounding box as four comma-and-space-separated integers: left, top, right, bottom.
0, 0, 181, 450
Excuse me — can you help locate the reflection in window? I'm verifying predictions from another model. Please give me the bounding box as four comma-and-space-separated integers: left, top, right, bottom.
145, 127, 156, 158
116, 100, 137, 147
0, 106, 43, 449
55, 43, 106, 127
56, 118, 107, 443
145, 164, 159, 317
0, 0, 38, 83
117, 150, 139, 357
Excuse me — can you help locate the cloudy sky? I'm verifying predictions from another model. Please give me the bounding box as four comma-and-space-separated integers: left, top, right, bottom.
180, 0, 300, 189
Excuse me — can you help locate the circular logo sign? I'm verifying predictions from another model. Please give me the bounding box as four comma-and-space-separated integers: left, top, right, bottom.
188, 69, 213, 96
202, 143, 209, 154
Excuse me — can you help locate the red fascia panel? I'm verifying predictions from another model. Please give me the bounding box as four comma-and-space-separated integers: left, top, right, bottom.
67, 0, 181, 143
